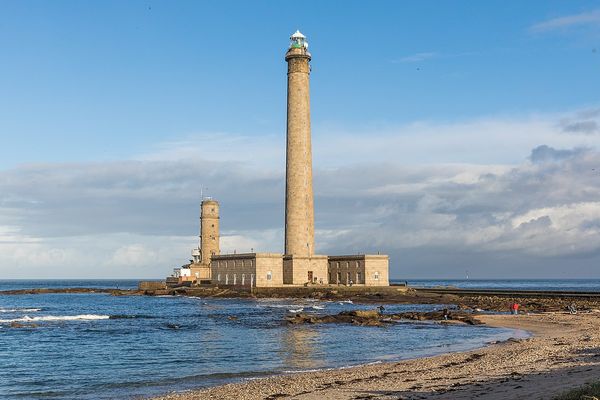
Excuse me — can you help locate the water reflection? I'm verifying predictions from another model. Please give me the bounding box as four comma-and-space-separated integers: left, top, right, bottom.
280, 326, 326, 370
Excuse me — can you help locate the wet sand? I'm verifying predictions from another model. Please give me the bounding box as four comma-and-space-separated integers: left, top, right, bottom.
152, 312, 600, 400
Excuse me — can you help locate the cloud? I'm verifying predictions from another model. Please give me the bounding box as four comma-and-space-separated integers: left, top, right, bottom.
316, 147, 600, 262
559, 109, 600, 135
529, 145, 587, 163
3, 108, 600, 278
562, 121, 599, 135
5, 143, 600, 278
394, 52, 438, 63
531, 9, 600, 32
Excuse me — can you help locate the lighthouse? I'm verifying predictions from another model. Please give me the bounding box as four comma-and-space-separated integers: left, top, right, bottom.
189, 31, 390, 289
284, 30, 315, 257
282, 30, 329, 285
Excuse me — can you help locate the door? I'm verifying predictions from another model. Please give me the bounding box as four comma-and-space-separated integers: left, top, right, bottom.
307, 271, 313, 282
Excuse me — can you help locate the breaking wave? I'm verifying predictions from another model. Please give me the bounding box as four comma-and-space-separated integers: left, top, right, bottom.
0, 314, 110, 323
0, 308, 42, 313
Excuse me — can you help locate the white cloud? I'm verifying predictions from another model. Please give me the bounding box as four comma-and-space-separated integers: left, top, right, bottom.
531, 9, 600, 32
3, 107, 600, 278
394, 52, 438, 63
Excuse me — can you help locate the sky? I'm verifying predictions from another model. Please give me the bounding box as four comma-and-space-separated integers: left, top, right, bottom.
1, 1, 600, 279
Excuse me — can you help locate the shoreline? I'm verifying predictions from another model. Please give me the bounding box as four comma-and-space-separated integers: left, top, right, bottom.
152, 312, 600, 400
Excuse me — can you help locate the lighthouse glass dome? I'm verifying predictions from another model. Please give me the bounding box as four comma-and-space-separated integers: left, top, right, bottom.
289, 30, 308, 49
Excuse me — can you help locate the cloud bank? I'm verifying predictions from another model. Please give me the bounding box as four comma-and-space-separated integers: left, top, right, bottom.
2, 108, 600, 278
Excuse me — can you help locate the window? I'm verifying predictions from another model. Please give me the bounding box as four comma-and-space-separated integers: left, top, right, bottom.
211, 224, 214, 227
225, 274, 229, 285
374, 272, 380, 280
241, 274, 245, 285
267, 271, 272, 281
357, 271, 361, 283
217, 274, 221, 282
233, 274, 237, 285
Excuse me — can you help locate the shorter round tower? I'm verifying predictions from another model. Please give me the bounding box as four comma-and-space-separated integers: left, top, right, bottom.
200, 199, 220, 265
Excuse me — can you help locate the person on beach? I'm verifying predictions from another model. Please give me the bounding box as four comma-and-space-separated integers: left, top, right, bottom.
511, 303, 520, 315
378, 305, 385, 314
442, 308, 450, 320
568, 303, 577, 314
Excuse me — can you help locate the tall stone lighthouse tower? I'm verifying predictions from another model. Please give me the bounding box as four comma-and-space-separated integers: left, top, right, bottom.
283, 31, 328, 285
284, 30, 315, 257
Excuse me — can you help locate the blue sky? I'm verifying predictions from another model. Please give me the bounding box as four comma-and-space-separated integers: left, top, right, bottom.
1, 1, 600, 278
2, 1, 599, 167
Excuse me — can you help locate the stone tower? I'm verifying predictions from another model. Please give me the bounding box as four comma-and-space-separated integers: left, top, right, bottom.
284, 30, 315, 257
200, 199, 220, 265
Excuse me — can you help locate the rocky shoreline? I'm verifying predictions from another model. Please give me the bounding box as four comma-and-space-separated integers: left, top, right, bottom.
4, 286, 600, 398
285, 308, 482, 326
4, 285, 599, 314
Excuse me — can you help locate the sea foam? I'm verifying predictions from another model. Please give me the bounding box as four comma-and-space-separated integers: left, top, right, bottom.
0, 314, 110, 323
0, 308, 42, 313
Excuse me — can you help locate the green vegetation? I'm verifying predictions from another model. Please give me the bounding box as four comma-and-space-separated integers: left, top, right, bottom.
555, 381, 600, 400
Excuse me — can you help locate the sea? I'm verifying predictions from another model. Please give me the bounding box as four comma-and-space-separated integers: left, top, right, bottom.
1, 279, 596, 400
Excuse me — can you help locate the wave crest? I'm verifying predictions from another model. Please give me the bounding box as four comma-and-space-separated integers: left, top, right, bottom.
0, 314, 110, 323
0, 308, 42, 313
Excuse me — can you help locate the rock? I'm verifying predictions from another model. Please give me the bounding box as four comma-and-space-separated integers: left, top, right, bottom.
10, 322, 38, 328
284, 308, 482, 327
344, 309, 380, 319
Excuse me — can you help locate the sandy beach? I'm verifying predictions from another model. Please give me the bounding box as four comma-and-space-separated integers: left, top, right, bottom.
152, 312, 600, 400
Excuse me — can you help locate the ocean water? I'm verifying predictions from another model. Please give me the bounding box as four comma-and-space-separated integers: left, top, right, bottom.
0, 280, 532, 399
397, 279, 600, 292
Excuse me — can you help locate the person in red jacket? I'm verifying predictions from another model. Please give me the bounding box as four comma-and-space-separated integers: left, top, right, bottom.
511, 303, 520, 315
